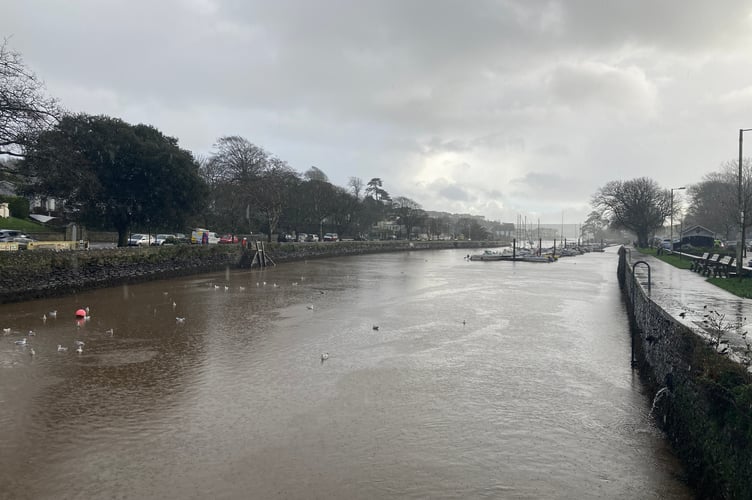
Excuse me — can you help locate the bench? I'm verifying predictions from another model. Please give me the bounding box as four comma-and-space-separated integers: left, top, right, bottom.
689, 252, 709, 272
700, 254, 721, 276
712, 256, 735, 278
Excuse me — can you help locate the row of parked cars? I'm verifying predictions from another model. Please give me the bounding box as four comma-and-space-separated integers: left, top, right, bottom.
278, 232, 339, 242
127, 231, 241, 246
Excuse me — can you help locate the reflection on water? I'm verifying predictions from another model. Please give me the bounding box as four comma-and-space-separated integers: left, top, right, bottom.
0, 248, 691, 499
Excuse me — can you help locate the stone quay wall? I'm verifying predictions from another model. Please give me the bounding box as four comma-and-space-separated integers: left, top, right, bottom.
0, 240, 489, 304
618, 248, 752, 500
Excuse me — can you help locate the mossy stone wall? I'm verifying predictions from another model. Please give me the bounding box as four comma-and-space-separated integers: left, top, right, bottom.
618, 247, 752, 499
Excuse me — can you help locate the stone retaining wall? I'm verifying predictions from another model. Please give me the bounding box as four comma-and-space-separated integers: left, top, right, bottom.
0, 240, 489, 304
618, 247, 752, 499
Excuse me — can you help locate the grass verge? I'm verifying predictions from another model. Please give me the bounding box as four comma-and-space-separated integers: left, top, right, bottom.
0, 217, 47, 232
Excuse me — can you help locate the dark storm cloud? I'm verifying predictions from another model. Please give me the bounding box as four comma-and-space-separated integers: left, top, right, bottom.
3, 0, 752, 223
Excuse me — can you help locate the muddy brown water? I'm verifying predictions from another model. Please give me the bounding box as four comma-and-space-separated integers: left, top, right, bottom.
0, 248, 692, 499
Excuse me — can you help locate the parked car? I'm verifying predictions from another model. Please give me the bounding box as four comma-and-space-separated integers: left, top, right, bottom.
277, 233, 293, 242
305, 234, 319, 242
219, 234, 239, 244
153, 234, 175, 245
297, 233, 308, 242
128, 233, 155, 246
0, 229, 36, 249
323, 233, 338, 242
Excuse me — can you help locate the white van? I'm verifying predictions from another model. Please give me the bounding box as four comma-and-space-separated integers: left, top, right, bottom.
191, 229, 220, 244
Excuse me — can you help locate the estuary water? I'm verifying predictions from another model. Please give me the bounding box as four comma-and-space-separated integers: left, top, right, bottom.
0, 247, 692, 499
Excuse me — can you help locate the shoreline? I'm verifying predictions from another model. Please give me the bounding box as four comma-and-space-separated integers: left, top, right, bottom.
0, 240, 493, 304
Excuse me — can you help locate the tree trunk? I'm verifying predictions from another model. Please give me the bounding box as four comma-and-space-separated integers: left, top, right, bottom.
637, 230, 649, 248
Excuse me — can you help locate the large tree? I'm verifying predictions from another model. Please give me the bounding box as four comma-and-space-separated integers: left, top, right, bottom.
254, 157, 299, 242
581, 210, 610, 243
685, 159, 752, 241
591, 177, 671, 247
21, 114, 207, 246
392, 196, 425, 240
202, 136, 269, 234
365, 177, 390, 202
0, 40, 59, 158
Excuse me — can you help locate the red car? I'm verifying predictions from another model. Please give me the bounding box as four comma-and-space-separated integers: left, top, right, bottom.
219, 234, 239, 244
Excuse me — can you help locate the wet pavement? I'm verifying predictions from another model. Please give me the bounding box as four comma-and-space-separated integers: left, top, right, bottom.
627, 248, 752, 366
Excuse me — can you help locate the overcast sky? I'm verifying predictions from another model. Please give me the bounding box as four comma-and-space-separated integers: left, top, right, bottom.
4, 1, 752, 223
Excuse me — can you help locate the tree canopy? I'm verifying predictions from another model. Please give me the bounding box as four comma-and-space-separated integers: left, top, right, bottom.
591, 177, 671, 247
21, 114, 207, 246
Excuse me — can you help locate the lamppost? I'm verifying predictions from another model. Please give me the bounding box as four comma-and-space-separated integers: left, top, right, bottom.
738, 129, 752, 278
670, 186, 685, 252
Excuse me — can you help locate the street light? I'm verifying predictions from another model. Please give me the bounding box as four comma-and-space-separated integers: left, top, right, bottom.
738, 129, 752, 278
670, 186, 685, 253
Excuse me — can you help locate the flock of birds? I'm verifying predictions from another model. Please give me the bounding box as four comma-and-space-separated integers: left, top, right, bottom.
4, 307, 103, 358
5, 273, 465, 367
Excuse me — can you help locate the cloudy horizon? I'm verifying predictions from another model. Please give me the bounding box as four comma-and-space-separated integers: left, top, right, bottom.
4, 1, 752, 224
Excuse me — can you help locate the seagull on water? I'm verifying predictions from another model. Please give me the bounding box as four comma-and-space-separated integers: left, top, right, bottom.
73, 340, 85, 347
306, 304, 314, 310
48, 310, 57, 318
2, 328, 10, 335
320, 352, 329, 363
239, 286, 246, 291
176, 317, 186, 324
372, 325, 379, 331
57, 345, 67, 352
172, 301, 177, 309
29, 348, 35, 357
42, 314, 47, 323
14, 338, 27, 345
104, 328, 114, 336
76, 345, 83, 354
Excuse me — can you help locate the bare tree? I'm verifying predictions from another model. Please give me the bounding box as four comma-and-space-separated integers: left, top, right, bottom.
684, 159, 752, 242
591, 177, 671, 247
211, 136, 266, 182
254, 157, 299, 242
392, 196, 425, 240
0, 40, 60, 158
348, 176, 364, 200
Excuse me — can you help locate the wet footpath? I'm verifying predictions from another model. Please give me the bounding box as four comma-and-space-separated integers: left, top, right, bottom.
628, 248, 752, 366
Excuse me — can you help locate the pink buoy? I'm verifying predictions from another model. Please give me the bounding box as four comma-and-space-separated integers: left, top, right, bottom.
75, 309, 87, 318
